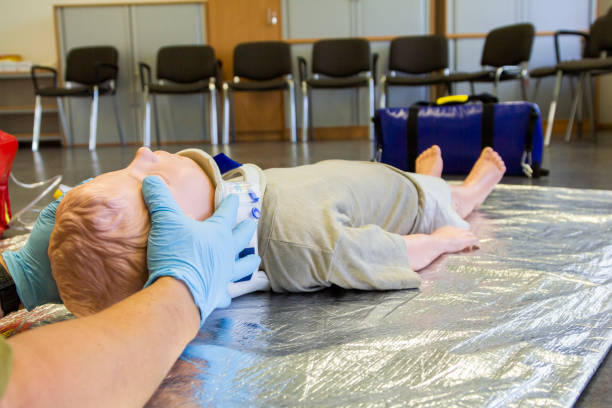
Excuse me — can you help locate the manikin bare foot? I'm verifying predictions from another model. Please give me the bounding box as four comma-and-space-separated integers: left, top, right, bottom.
415, 145, 443, 177
451, 147, 506, 218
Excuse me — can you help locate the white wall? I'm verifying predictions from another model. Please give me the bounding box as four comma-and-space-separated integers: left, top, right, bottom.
0, 0, 176, 65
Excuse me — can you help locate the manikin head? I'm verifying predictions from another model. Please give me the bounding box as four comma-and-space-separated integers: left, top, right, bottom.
49, 147, 217, 316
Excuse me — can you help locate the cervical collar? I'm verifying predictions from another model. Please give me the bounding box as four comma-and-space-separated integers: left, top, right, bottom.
177, 149, 270, 298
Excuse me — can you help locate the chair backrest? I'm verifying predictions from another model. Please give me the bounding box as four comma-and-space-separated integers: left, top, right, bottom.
156, 45, 216, 83
65, 46, 118, 85
312, 38, 371, 77
233, 41, 292, 80
587, 14, 612, 57
389, 35, 448, 74
481, 23, 535, 67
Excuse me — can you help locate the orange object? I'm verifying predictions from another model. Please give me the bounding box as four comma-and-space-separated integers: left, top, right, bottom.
0, 130, 18, 235
0, 54, 22, 62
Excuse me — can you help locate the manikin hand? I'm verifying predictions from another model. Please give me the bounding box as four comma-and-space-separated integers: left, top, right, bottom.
142, 175, 260, 326
431, 226, 479, 253
3, 179, 91, 310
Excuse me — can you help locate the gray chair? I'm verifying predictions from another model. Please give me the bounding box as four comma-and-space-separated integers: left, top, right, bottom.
139, 45, 221, 146
380, 35, 451, 108
447, 24, 535, 99
299, 38, 377, 142
536, 14, 612, 145
30, 46, 124, 151
222, 41, 297, 144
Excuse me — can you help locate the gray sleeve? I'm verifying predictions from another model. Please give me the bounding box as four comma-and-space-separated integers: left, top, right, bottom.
329, 224, 422, 291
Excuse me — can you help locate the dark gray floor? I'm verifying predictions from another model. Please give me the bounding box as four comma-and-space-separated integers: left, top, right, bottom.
6, 133, 612, 407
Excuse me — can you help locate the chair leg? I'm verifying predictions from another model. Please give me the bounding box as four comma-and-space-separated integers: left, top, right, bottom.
56, 97, 71, 147
520, 76, 528, 101
32, 95, 42, 152
544, 70, 563, 146
208, 83, 218, 145
532, 78, 541, 102
152, 95, 161, 146
230, 90, 237, 143
307, 88, 314, 141
222, 84, 230, 145
565, 72, 584, 143
301, 81, 309, 142
379, 76, 387, 108
142, 86, 151, 147
585, 73, 596, 142
288, 78, 298, 143
469, 81, 475, 95
493, 79, 498, 97
111, 94, 125, 146
88, 85, 99, 151
368, 77, 375, 141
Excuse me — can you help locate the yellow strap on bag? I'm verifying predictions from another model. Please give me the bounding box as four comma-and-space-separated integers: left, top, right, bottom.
436, 95, 469, 105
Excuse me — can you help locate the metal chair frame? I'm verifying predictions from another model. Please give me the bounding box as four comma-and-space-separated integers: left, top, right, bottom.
139, 50, 220, 147
298, 52, 378, 143
31, 57, 124, 151
222, 75, 297, 144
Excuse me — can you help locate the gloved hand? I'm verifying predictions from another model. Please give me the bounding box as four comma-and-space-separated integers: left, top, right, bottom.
3, 179, 91, 310
142, 175, 260, 326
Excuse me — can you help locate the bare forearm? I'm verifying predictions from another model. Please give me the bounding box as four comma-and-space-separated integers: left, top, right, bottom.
2, 277, 199, 408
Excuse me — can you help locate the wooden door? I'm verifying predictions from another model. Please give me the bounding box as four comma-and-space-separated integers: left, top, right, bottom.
208, 0, 285, 141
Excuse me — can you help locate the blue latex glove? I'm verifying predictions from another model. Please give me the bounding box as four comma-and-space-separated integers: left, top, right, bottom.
142, 175, 260, 326
3, 179, 91, 310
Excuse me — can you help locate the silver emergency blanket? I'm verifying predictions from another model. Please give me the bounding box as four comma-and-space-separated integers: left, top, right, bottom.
1, 185, 611, 407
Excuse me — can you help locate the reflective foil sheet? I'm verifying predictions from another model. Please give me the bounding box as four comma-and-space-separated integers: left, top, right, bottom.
2, 185, 611, 407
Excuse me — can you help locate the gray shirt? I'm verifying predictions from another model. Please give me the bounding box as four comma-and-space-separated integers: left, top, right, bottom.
258, 160, 423, 293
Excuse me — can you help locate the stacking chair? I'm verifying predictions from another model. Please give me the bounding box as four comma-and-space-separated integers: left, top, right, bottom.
447, 24, 535, 99
537, 13, 612, 145
222, 41, 297, 144
380, 35, 451, 108
299, 38, 377, 141
139, 45, 221, 146
30, 46, 124, 151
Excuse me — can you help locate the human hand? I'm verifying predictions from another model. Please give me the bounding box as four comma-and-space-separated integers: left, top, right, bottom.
142, 175, 260, 326
432, 226, 479, 253
3, 179, 92, 310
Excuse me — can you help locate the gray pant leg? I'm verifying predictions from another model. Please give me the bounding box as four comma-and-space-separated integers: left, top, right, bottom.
409, 173, 469, 233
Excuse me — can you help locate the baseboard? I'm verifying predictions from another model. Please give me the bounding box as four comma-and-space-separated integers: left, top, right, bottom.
304, 126, 369, 140
541, 119, 593, 137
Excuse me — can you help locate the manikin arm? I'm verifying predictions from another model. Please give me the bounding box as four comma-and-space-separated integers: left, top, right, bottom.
2, 277, 199, 408
403, 226, 479, 271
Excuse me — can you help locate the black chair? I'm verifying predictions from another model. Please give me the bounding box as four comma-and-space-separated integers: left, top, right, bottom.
30, 46, 124, 151
139, 45, 221, 146
535, 13, 612, 144
447, 24, 535, 99
380, 35, 451, 107
222, 41, 297, 144
299, 38, 377, 141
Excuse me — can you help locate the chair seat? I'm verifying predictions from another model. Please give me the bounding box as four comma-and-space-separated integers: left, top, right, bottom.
306, 76, 369, 89
558, 57, 612, 73
148, 82, 211, 94
35, 85, 92, 97
228, 78, 289, 92
447, 69, 522, 83
529, 66, 557, 78
386, 73, 448, 86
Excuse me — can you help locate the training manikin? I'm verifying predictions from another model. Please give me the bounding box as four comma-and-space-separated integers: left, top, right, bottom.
49, 146, 505, 316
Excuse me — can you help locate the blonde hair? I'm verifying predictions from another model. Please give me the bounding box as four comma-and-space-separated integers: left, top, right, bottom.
49, 181, 150, 316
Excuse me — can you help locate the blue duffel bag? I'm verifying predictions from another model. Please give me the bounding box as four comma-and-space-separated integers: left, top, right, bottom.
373, 95, 546, 177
